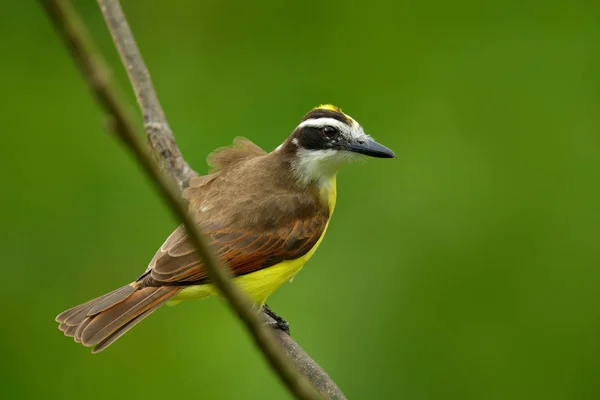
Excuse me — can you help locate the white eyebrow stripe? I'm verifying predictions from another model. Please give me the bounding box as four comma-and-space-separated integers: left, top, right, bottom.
297, 118, 349, 131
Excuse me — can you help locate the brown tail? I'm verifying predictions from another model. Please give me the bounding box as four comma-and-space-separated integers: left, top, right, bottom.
56, 284, 181, 353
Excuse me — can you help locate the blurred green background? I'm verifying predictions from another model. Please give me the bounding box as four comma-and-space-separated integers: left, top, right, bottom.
1, 1, 599, 399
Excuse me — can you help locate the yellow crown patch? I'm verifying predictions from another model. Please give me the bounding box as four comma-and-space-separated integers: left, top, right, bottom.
312, 104, 357, 125
314, 104, 343, 113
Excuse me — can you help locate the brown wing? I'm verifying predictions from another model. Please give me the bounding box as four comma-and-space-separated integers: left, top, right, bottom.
144, 216, 327, 285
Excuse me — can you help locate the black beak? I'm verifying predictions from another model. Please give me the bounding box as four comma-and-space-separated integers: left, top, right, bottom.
345, 138, 396, 159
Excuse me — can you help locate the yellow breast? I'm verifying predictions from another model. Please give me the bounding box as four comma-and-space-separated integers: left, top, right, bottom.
171, 176, 337, 306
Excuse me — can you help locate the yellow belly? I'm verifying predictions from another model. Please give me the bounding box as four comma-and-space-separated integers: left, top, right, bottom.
170, 176, 337, 306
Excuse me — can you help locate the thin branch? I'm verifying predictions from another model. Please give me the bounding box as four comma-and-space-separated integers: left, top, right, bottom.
277, 334, 348, 400
96, 0, 194, 189
40, 0, 346, 399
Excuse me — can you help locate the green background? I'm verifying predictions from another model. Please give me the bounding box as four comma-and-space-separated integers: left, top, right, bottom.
1, 1, 599, 399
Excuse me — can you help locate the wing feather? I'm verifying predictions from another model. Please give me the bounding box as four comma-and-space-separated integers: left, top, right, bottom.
145, 217, 327, 286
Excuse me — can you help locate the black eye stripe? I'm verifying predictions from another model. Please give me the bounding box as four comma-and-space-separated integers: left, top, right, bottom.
295, 126, 325, 150
293, 125, 343, 150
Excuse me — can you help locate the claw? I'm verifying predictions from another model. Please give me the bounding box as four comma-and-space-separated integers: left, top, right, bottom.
262, 304, 291, 335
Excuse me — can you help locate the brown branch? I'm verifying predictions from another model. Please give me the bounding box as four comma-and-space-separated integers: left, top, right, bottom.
277, 334, 348, 400
96, 0, 194, 189
40, 0, 346, 399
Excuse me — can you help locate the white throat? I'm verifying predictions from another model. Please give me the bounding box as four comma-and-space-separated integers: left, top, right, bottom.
291, 148, 357, 187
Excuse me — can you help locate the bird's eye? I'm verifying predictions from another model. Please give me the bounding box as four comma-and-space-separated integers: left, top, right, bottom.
322, 126, 337, 137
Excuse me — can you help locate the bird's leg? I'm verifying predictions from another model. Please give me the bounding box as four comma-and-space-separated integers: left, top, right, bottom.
262, 304, 290, 335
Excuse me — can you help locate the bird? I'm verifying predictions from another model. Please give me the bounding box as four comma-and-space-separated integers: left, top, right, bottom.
55, 105, 395, 353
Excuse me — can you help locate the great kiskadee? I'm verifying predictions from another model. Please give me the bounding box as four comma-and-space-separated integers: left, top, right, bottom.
56, 105, 395, 353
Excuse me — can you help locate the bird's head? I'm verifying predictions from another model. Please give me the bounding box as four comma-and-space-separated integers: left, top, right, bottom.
279, 105, 395, 184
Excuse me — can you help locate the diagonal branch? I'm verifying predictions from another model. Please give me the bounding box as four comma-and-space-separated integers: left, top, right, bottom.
97, 0, 194, 189
40, 0, 346, 399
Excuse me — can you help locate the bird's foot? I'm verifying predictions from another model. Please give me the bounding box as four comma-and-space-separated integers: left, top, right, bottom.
262, 304, 291, 335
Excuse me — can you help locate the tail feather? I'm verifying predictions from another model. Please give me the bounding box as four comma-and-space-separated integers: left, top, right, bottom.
74, 316, 93, 343
80, 287, 175, 346
91, 301, 164, 353
56, 284, 181, 352
87, 285, 137, 315
63, 324, 77, 336
56, 285, 134, 326
58, 321, 68, 332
